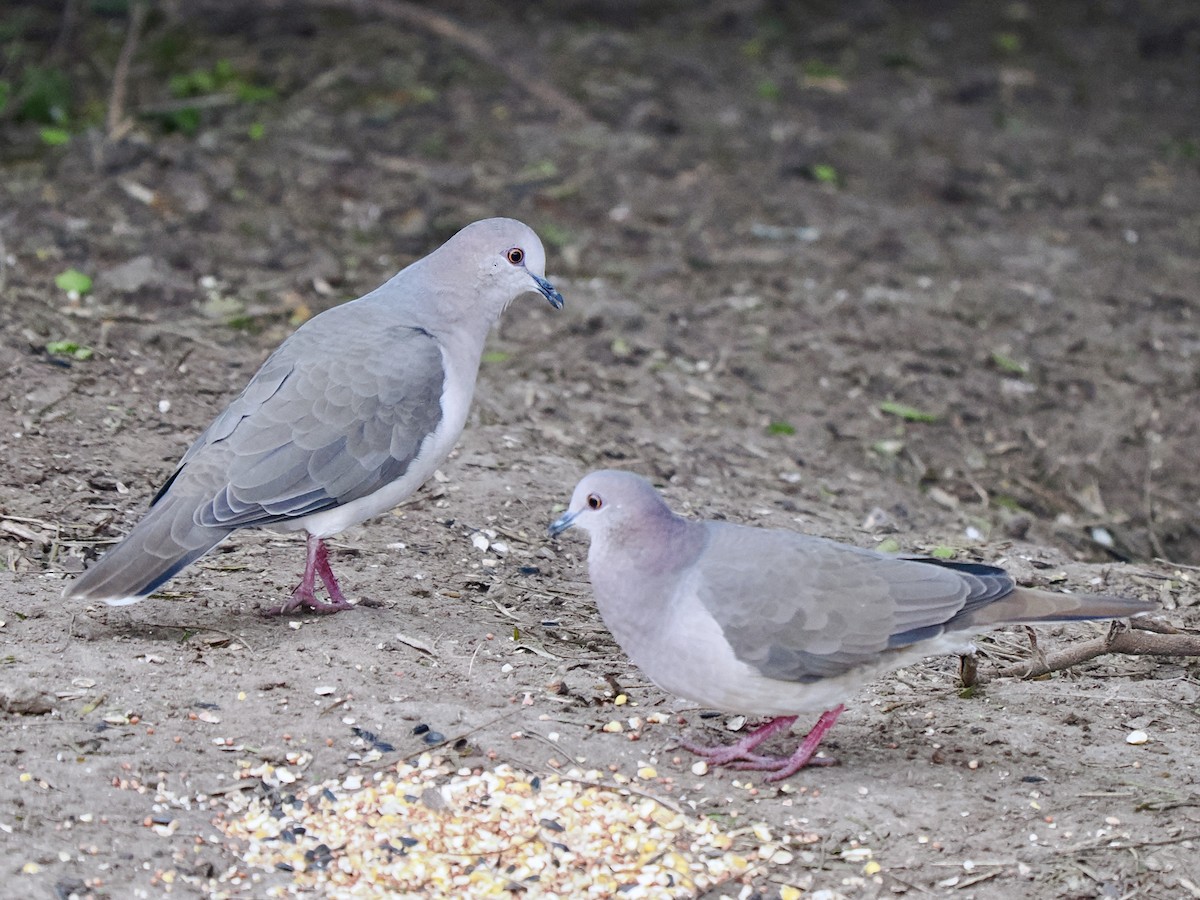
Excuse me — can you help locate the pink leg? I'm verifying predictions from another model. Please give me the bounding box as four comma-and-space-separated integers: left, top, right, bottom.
680, 705, 845, 780
680, 715, 798, 766
263, 534, 356, 615
761, 705, 844, 782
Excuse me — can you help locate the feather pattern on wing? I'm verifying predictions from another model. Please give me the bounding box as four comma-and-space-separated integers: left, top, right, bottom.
159, 311, 445, 530
693, 524, 1014, 682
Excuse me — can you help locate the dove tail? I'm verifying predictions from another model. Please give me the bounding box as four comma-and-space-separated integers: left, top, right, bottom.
964, 587, 1156, 628
63, 497, 231, 605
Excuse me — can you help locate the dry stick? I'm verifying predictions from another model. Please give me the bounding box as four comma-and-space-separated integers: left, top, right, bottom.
138, 621, 255, 653
51, 0, 81, 62
1142, 433, 1167, 560
315, 0, 589, 123
980, 623, 1200, 684
108, 0, 150, 141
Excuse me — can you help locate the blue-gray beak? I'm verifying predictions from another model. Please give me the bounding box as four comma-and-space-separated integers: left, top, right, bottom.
547, 508, 578, 538
533, 273, 564, 310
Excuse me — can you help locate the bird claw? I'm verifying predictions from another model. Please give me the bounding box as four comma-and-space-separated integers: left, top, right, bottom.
679, 706, 845, 781
677, 740, 782, 769
261, 589, 356, 617
262, 534, 357, 615
260, 595, 352, 619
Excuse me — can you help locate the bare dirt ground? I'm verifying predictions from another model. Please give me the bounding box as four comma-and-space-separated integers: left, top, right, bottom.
1, 1, 1199, 897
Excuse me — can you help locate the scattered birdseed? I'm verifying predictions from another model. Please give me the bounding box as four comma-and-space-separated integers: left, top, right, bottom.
217, 754, 776, 897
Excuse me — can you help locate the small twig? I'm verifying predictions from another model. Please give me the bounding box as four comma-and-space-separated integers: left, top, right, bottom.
513, 642, 560, 660
0, 520, 53, 546
50, 0, 80, 62
1142, 433, 1167, 560
1063, 831, 1200, 855
981, 622, 1200, 683
107, 0, 149, 140
0, 218, 9, 294
137, 94, 240, 116
489, 598, 523, 622
138, 622, 254, 653
1156, 557, 1200, 572
1130, 615, 1182, 635
302, 0, 589, 122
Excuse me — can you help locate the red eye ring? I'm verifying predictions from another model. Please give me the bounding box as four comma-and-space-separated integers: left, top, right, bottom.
506, 247, 525, 265
586, 493, 602, 510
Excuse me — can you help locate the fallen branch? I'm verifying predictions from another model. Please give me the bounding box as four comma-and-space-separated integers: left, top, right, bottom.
226, 0, 587, 122
980, 621, 1200, 683
108, 0, 150, 140
339, 0, 587, 121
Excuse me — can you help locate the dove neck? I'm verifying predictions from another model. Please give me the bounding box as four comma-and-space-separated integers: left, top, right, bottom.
595, 513, 700, 579
362, 272, 496, 361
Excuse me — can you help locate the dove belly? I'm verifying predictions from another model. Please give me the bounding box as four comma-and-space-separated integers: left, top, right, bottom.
287, 347, 475, 539
631, 598, 977, 718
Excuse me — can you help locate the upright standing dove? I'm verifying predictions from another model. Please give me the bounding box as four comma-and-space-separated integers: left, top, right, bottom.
549, 470, 1155, 780
66, 218, 563, 614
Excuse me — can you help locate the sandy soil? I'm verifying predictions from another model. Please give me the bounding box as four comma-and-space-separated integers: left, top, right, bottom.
1, 1, 1198, 897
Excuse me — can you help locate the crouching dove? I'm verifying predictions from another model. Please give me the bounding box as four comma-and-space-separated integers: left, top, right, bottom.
66, 218, 563, 614
549, 470, 1155, 780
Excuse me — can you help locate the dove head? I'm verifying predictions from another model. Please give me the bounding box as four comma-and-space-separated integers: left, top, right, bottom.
431, 218, 563, 322
549, 470, 679, 543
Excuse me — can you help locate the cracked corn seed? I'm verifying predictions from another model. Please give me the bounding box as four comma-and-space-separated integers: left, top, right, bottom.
217, 755, 760, 897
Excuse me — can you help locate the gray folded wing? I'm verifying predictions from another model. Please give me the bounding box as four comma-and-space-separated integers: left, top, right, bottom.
161, 314, 446, 528
694, 524, 1013, 683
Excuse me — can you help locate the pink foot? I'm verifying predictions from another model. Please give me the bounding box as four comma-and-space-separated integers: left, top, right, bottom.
263, 534, 357, 616
760, 706, 844, 781
680, 705, 845, 782
680, 715, 798, 765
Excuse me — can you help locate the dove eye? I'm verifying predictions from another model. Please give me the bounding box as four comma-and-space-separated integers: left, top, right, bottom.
506, 247, 525, 265
586, 493, 603, 510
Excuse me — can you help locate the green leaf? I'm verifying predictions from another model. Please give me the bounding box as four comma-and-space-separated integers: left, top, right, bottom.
537, 221, 572, 249
247, 121, 265, 141
524, 159, 558, 179
756, 79, 781, 101
876, 538, 902, 554
0, 80, 11, 115
235, 83, 276, 103
740, 39, 764, 60
39, 127, 70, 146
809, 163, 840, 185
802, 60, 839, 78
163, 107, 201, 135
931, 545, 957, 560
54, 269, 92, 294
16, 66, 71, 124
45, 340, 93, 360
990, 351, 1028, 376
993, 32, 1022, 54
879, 401, 938, 423
767, 421, 796, 436
481, 351, 511, 364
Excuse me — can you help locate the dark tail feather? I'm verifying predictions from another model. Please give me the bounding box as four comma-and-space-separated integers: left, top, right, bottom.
63, 497, 231, 605
964, 587, 1157, 628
